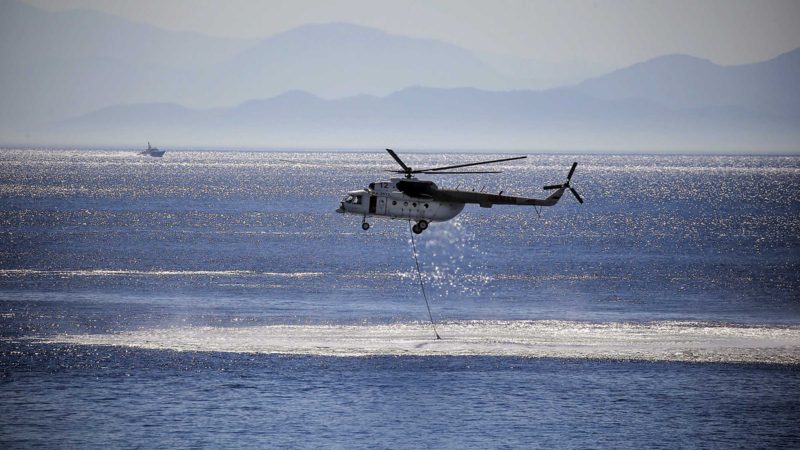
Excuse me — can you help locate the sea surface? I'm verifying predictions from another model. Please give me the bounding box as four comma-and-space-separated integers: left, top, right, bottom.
1, 149, 799, 448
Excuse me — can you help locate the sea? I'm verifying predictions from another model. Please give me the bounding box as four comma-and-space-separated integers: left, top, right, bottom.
1, 149, 798, 448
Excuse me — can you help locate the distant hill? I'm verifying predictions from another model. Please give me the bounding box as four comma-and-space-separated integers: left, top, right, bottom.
0, 0, 251, 126
570, 49, 800, 118
48, 87, 799, 152
0, 0, 602, 129
199, 23, 507, 104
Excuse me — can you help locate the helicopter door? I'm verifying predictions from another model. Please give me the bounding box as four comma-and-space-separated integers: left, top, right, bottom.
369, 195, 377, 214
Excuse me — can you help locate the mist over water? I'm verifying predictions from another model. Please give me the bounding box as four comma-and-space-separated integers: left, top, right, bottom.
1, 149, 799, 447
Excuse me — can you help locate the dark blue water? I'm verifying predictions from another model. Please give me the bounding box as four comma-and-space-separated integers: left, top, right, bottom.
1, 149, 799, 447
3, 345, 799, 449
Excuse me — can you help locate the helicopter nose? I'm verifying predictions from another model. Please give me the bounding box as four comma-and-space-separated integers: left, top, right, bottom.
335, 203, 345, 213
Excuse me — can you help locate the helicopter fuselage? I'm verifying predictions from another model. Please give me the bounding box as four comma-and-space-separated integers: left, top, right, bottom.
336, 177, 464, 225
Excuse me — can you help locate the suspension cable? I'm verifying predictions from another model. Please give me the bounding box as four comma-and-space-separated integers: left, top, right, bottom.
409, 221, 440, 340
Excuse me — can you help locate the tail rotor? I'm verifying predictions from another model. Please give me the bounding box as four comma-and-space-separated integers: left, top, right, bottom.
543, 162, 584, 204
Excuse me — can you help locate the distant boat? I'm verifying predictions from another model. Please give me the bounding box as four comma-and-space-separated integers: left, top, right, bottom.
139, 142, 165, 157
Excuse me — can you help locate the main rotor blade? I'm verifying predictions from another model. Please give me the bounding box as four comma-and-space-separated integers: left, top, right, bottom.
567, 162, 577, 180
570, 187, 584, 204
414, 156, 526, 173
419, 170, 502, 174
386, 148, 410, 172
543, 184, 563, 190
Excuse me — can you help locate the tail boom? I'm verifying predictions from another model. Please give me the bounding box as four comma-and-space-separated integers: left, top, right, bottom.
431, 187, 566, 208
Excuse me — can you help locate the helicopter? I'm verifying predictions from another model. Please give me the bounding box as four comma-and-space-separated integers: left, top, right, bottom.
336, 149, 583, 234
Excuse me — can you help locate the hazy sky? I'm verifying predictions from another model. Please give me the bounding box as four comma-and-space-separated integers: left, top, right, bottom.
20, 0, 800, 66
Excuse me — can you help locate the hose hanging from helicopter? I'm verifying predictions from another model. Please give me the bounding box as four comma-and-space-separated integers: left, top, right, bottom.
409, 219, 440, 339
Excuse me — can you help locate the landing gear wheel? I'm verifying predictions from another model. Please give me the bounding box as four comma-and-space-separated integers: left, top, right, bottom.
417, 220, 428, 230
412, 224, 422, 234
361, 222, 370, 231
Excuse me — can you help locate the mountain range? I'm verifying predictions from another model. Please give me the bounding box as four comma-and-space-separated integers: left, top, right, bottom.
0, 0, 603, 127
1, 0, 798, 152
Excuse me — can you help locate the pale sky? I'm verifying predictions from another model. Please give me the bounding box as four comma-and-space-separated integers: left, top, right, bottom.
21, 0, 800, 66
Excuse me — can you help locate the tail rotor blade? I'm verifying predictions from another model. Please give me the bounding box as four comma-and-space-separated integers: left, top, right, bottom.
570, 187, 584, 204
567, 162, 577, 180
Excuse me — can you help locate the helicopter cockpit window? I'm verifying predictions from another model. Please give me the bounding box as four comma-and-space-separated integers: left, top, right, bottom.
343, 194, 362, 204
